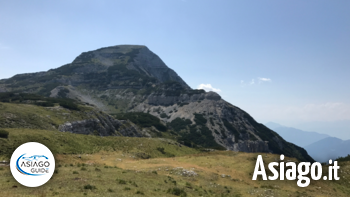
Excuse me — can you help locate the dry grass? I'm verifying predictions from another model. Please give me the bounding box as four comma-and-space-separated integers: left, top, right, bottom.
1, 151, 349, 197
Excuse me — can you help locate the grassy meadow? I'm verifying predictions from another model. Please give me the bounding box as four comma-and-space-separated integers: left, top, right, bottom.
0, 128, 349, 196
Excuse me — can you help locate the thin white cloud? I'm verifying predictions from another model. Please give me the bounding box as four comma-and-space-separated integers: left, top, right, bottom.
241, 77, 271, 86
258, 77, 271, 82
197, 84, 221, 93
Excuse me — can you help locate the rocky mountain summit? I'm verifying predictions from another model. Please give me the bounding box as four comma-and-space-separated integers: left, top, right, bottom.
0, 45, 314, 162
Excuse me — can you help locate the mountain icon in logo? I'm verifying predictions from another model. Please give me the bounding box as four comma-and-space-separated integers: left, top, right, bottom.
16, 154, 51, 176
21, 155, 49, 161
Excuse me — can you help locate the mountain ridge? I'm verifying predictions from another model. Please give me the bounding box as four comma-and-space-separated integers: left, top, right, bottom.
265, 122, 331, 147
0, 45, 314, 162
304, 137, 350, 162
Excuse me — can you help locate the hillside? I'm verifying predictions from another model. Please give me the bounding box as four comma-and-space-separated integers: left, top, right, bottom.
0, 45, 313, 162
0, 98, 151, 137
0, 128, 198, 160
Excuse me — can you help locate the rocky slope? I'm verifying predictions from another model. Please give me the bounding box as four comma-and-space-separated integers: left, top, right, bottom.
0, 45, 314, 162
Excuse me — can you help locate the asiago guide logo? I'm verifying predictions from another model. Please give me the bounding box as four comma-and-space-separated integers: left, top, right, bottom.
10, 142, 55, 187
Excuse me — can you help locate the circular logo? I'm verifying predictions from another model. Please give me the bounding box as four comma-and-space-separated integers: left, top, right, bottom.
10, 142, 55, 187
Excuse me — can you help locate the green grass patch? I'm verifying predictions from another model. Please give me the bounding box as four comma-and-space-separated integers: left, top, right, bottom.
0, 128, 199, 159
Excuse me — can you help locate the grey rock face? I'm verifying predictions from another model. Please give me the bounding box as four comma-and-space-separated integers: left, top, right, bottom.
0, 87, 6, 92
204, 91, 221, 101
233, 140, 269, 152
147, 91, 220, 106
272, 136, 284, 150
133, 47, 190, 89
147, 93, 204, 106
67, 45, 190, 89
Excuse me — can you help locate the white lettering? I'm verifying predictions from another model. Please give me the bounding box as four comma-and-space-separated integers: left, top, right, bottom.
252, 155, 267, 180
268, 162, 278, 180
286, 162, 296, 180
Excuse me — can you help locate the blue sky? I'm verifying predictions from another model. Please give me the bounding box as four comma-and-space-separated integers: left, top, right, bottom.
0, 0, 349, 139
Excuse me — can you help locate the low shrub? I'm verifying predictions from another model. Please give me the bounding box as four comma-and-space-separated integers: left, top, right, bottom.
168, 118, 191, 132
117, 179, 127, 184
95, 168, 101, 171
135, 152, 151, 159
131, 181, 138, 187
160, 113, 167, 118
167, 187, 187, 197
83, 184, 96, 190
34, 102, 54, 107
58, 100, 79, 110
113, 112, 167, 132
156, 147, 166, 154
185, 182, 192, 189
136, 190, 144, 195
0, 130, 9, 139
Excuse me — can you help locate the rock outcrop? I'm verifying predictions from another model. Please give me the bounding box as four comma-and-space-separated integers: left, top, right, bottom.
58, 111, 148, 137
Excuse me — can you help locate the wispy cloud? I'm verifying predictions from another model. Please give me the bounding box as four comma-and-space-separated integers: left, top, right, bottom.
258, 77, 271, 82
250, 79, 255, 85
197, 84, 221, 93
241, 77, 271, 87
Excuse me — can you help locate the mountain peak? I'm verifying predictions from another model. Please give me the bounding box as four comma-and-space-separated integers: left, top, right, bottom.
0, 45, 314, 162
86, 44, 147, 56
69, 45, 190, 89
72, 44, 146, 64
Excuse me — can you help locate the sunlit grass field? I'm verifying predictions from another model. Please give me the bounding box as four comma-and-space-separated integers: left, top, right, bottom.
0, 128, 350, 196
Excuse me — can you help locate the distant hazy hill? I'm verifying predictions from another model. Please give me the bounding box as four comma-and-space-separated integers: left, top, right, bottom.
264, 122, 283, 130
295, 120, 350, 140
265, 122, 350, 162
304, 137, 350, 162
265, 122, 330, 147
